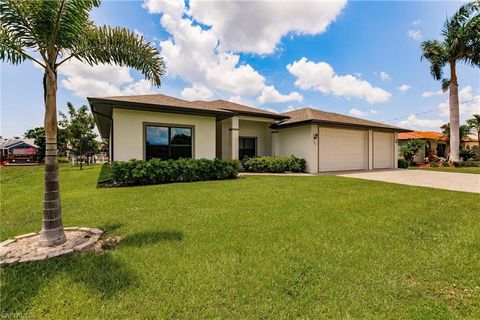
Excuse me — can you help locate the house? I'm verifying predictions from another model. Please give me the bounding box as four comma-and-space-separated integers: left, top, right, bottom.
88, 94, 408, 173
397, 131, 479, 163
0, 138, 39, 163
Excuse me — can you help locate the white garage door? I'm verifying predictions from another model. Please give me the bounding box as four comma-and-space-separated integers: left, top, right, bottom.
318, 127, 367, 172
373, 132, 393, 169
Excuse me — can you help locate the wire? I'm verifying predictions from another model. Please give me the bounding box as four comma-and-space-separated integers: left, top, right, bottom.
383, 108, 440, 123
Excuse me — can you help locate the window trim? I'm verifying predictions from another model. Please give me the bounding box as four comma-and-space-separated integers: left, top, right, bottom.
143, 122, 195, 160
239, 136, 257, 160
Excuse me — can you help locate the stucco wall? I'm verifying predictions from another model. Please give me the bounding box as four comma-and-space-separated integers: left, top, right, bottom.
277, 125, 318, 173
238, 120, 271, 157
112, 108, 216, 161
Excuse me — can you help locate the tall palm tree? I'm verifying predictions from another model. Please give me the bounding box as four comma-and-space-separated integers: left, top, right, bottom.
0, 0, 165, 246
421, 1, 480, 162
466, 114, 480, 145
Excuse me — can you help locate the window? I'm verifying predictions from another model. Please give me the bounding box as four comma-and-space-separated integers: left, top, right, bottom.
145, 125, 192, 160
239, 137, 256, 160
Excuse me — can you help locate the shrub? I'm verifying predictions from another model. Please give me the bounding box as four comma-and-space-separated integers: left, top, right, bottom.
397, 158, 409, 168
459, 148, 475, 161
400, 139, 424, 164
241, 155, 306, 173
452, 160, 480, 167
110, 158, 239, 186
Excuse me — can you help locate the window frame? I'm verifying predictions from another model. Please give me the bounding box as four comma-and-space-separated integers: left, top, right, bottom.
143, 122, 195, 161
239, 136, 257, 160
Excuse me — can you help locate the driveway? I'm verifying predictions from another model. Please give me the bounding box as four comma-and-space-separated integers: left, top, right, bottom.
337, 169, 480, 193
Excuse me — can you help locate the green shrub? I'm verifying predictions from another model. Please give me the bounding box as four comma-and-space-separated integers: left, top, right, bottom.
110, 158, 239, 186
459, 148, 475, 161
453, 160, 480, 167
397, 158, 409, 168
241, 156, 306, 173
58, 157, 70, 164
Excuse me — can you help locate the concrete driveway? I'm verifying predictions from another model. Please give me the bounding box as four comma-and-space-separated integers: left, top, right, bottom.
337, 169, 480, 193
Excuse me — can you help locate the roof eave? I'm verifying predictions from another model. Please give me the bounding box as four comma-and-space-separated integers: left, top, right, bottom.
272, 119, 411, 132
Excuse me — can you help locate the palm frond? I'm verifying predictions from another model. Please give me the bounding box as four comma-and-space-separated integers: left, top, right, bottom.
0, 0, 41, 50
421, 40, 447, 80
441, 78, 450, 92
63, 26, 165, 86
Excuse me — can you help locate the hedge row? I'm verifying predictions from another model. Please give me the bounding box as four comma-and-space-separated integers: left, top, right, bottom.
241, 156, 306, 173
453, 160, 480, 167
110, 158, 239, 186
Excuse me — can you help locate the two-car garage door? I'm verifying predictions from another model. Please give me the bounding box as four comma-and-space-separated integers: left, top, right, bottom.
318, 127, 394, 172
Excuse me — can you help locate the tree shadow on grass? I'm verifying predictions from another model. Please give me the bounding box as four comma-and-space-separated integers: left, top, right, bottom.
97, 163, 112, 187
120, 231, 184, 247
0, 252, 137, 313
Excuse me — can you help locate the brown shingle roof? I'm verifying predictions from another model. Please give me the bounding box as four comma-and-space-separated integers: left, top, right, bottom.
191, 99, 287, 119
275, 107, 409, 131
88, 95, 286, 119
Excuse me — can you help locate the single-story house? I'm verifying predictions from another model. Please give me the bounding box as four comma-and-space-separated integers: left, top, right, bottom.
88, 94, 409, 173
397, 131, 479, 163
0, 138, 39, 163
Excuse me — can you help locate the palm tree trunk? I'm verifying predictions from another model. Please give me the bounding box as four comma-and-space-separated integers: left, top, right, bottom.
38, 70, 66, 247
448, 61, 460, 162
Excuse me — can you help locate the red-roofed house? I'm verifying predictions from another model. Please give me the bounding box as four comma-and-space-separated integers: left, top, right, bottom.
397, 131, 478, 163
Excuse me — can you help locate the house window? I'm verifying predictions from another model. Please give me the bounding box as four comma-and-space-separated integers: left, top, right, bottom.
145, 125, 192, 160
239, 137, 256, 160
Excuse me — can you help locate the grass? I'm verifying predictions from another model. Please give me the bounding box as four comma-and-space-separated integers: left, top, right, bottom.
409, 166, 480, 174
1, 165, 479, 319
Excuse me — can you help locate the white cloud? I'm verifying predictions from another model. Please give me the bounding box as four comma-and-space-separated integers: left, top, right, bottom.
407, 29, 422, 40
181, 84, 214, 100
283, 105, 299, 113
144, 0, 267, 100
397, 115, 444, 130
437, 85, 480, 119
257, 85, 303, 104
58, 59, 156, 97
422, 89, 445, 97
380, 71, 391, 81
187, 0, 347, 54
397, 84, 411, 92
369, 109, 378, 114
287, 57, 391, 104
349, 108, 367, 117
412, 20, 421, 25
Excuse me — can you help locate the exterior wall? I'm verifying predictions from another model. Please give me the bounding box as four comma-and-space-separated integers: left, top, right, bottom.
112, 108, 216, 161
238, 119, 271, 157
398, 139, 448, 163
277, 125, 318, 173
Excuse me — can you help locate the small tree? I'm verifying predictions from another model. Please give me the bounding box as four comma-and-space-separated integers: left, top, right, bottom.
61, 103, 98, 170
400, 139, 425, 164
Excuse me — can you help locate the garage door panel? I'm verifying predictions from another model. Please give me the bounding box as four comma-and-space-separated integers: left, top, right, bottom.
319, 127, 367, 172
373, 132, 393, 169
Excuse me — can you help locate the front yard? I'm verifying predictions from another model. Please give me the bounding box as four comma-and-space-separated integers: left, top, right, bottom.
1, 165, 479, 319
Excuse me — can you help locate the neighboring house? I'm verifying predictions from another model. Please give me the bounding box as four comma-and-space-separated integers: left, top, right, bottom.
397, 131, 479, 163
88, 94, 408, 173
0, 138, 39, 163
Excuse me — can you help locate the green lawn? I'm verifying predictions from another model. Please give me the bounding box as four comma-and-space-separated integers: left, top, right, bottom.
1, 165, 479, 319
409, 167, 480, 174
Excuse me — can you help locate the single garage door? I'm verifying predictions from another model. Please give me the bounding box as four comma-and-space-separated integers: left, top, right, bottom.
373, 132, 393, 169
318, 127, 367, 172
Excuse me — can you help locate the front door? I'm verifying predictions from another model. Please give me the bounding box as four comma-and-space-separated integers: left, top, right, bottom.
239, 137, 256, 160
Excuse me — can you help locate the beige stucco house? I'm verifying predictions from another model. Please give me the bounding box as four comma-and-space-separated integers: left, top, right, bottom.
89, 94, 408, 173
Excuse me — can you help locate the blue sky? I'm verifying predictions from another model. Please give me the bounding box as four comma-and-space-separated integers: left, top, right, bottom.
1, 0, 479, 137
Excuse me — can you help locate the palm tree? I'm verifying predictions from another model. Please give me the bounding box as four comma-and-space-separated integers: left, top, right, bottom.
440, 123, 473, 153
421, 1, 480, 162
0, 0, 165, 246
466, 114, 480, 145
